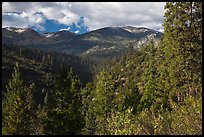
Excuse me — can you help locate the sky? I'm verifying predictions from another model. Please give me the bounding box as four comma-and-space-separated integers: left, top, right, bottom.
2, 2, 166, 34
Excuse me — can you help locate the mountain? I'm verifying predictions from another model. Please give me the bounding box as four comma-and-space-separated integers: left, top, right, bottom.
2, 27, 76, 45
122, 26, 162, 38
41, 30, 76, 44
2, 26, 163, 59
43, 30, 76, 40
2, 27, 42, 45
53, 26, 163, 58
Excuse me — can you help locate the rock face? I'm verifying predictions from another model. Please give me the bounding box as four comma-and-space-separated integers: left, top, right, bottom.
2, 26, 163, 59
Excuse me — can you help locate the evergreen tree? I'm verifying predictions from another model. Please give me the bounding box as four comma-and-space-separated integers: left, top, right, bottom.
2, 62, 37, 135
2, 62, 24, 135
154, 39, 172, 111
162, 2, 202, 103
91, 71, 115, 134
138, 41, 158, 111
18, 83, 38, 135
81, 82, 96, 135
43, 66, 84, 135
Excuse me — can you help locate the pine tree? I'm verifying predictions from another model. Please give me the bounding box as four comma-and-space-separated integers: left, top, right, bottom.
155, 39, 172, 111
162, 2, 202, 103
18, 83, 38, 135
91, 71, 115, 134
2, 62, 24, 135
81, 82, 96, 135
138, 40, 159, 112
2, 62, 37, 135
43, 66, 84, 135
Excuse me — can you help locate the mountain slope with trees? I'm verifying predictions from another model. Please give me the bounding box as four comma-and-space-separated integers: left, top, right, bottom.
2, 2, 202, 135
2, 26, 163, 59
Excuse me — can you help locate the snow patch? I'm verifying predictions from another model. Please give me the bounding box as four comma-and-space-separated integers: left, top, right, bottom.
43, 33, 54, 38
6, 27, 13, 31
6, 27, 27, 33
15, 28, 26, 33
75, 30, 80, 34
46, 34, 54, 38
123, 27, 148, 33
59, 27, 70, 31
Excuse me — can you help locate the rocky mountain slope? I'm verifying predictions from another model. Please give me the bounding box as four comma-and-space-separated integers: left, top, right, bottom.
2, 26, 163, 59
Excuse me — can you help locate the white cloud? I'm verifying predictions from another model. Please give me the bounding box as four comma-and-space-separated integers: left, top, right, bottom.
69, 2, 165, 31
2, 2, 80, 25
2, 12, 45, 30
2, 2, 166, 31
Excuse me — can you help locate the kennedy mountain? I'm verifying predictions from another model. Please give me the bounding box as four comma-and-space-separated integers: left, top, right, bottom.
2, 26, 163, 59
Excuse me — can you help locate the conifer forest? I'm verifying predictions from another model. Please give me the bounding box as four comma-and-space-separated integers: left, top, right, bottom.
2, 2, 202, 135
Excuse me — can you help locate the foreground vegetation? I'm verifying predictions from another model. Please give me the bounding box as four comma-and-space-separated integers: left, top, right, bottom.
2, 2, 202, 135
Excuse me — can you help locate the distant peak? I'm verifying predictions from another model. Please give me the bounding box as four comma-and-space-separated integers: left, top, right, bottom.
4, 27, 28, 33
121, 26, 150, 33
56, 30, 76, 35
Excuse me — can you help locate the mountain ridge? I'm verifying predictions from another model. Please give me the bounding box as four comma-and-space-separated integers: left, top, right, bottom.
2, 26, 163, 59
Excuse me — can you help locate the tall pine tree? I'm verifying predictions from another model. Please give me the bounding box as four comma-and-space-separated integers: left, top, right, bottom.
138, 40, 159, 112
2, 62, 37, 135
91, 71, 115, 134
162, 2, 202, 103
43, 66, 84, 135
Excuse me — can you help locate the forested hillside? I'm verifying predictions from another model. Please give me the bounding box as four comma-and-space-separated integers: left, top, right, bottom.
2, 2, 202, 135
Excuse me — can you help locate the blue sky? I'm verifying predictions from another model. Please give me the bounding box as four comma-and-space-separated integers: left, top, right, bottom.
2, 2, 165, 34
2, 11, 89, 34
30, 16, 89, 34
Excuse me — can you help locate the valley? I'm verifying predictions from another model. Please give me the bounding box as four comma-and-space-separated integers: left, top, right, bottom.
2, 2, 202, 135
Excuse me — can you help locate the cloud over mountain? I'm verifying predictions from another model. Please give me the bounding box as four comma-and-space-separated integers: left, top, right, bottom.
2, 12, 46, 31
2, 2, 165, 33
